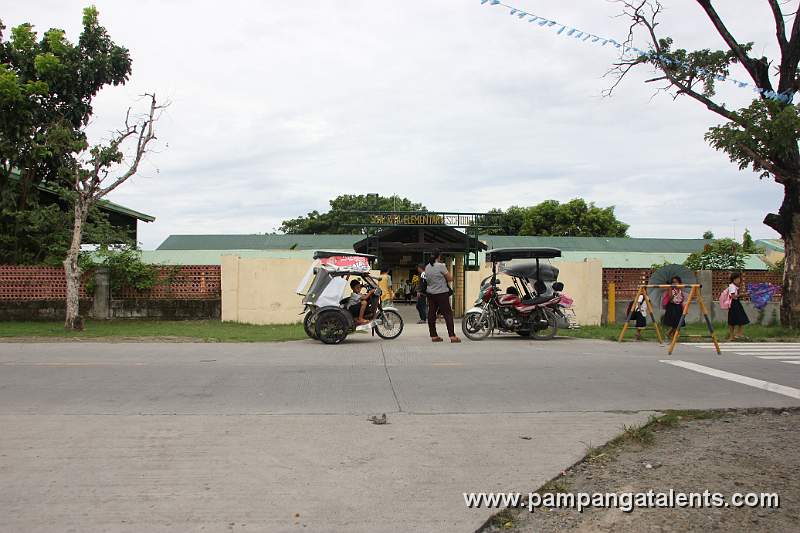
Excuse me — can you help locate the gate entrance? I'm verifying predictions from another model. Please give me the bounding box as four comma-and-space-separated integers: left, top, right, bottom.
345, 211, 502, 317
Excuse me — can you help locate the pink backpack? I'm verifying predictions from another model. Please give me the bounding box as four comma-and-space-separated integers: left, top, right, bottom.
719, 288, 732, 310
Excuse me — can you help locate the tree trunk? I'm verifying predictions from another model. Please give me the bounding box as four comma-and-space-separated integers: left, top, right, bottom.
768, 179, 800, 329
782, 192, 800, 329
64, 198, 88, 330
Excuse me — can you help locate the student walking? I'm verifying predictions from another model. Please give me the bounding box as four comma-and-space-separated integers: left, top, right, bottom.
414, 264, 427, 324
424, 251, 460, 343
662, 276, 686, 338
726, 272, 750, 340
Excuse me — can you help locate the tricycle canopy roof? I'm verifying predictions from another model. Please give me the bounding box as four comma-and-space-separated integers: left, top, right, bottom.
485, 247, 562, 262
499, 261, 559, 282
312, 250, 377, 260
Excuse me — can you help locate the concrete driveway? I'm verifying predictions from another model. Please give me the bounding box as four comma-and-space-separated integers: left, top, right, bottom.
1, 325, 798, 532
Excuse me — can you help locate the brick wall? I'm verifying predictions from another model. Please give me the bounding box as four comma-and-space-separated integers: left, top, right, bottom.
601, 268, 783, 302
0, 266, 89, 300
0, 265, 220, 301
711, 270, 783, 301
602, 268, 652, 300
115, 266, 220, 299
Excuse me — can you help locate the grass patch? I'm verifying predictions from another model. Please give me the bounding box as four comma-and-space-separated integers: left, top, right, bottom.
486, 509, 519, 530
537, 479, 570, 494
0, 320, 306, 342
621, 423, 655, 445
561, 322, 800, 342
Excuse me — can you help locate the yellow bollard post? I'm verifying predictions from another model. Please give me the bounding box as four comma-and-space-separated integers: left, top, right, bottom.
608, 282, 616, 325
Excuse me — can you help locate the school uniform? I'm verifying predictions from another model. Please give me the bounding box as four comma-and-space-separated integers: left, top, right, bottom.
630, 295, 646, 328
662, 288, 685, 328
727, 283, 750, 326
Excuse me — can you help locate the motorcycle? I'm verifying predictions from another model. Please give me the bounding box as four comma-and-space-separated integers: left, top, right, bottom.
461, 247, 568, 340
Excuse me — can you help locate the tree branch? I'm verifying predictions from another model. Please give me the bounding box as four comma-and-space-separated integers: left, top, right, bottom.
94, 94, 164, 199
738, 143, 788, 183
767, 0, 788, 51
778, 2, 800, 93
695, 0, 774, 91
622, 2, 746, 126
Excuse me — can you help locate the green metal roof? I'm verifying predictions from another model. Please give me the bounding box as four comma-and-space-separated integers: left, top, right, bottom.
157, 234, 362, 251
8, 169, 154, 222
478, 236, 713, 253
96, 198, 154, 222
156, 234, 719, 253
755, 239, 784, 252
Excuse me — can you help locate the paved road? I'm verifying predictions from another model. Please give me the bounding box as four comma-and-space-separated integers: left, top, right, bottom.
1, 327, 798, 532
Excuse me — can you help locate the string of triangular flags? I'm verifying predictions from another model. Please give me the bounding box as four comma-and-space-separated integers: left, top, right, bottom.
479, 0, 794, 103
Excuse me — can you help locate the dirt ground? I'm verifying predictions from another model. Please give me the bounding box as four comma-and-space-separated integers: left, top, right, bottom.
481, 409, 799, 533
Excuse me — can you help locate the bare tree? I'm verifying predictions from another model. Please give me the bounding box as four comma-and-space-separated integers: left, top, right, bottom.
64, 94, 166, 330
608, 0, 800, 327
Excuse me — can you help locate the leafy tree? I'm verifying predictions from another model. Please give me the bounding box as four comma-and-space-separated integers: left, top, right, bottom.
702, 230, 714, 240
484, 199, 629, 237
0, 197, 132, 265
741, 228, 763, 254
1, 8, 163, 329
609, 0, 800, 327
684, 238, 746, 270
280, 194, 426, 234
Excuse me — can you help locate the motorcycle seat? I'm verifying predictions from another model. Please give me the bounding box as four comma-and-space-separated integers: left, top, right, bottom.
521, 295, 555, 306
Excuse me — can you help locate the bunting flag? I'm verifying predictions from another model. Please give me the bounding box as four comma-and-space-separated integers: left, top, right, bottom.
478, 1, 794, 103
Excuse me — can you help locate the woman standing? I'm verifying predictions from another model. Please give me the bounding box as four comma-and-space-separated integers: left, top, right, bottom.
424, 251, 460, 343
378, 268, 394, 306
726, 272, 750, 340
662, 276, 686, 338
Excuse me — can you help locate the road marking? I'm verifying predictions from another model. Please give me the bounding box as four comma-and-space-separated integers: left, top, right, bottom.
756, 355, 800, 360
783, 361, 800, 365
660, 360, 800, 400
692, 344, 800, 352
0, 361, 146, 366
431, 362, 463, 367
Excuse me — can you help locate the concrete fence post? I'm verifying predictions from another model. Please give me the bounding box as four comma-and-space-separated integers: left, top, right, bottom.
698, 270, 714, 322
91, 266, 111, 319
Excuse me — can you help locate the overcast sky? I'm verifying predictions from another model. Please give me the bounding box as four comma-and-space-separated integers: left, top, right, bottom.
6, 1, 794, 249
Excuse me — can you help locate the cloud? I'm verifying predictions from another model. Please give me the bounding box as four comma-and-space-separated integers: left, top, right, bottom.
3, 0, 790, 248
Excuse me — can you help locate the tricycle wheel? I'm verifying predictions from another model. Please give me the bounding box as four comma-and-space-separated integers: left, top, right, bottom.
314, 310, 349, 344
303, 311, 318, 339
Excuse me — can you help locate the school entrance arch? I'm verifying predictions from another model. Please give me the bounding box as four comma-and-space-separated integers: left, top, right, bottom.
345, 211, 502, 317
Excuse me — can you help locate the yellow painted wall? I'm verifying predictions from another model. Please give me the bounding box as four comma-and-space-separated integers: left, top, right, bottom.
222, 255, 312, 324
223, 255, 603, 325
464, 259, 603, 326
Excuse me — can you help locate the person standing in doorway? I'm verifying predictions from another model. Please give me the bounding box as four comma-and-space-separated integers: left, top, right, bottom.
726, 272, 750, 340
425, 251, 460, 343
378, 268, 394, 306
414, 264, 427, 324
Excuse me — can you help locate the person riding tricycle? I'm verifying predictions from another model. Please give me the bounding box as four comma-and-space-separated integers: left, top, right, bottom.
296, 251, 404, 344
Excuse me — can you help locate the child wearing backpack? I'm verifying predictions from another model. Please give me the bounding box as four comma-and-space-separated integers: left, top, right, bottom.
626, 293, 647, 340
723, 272, 750, 341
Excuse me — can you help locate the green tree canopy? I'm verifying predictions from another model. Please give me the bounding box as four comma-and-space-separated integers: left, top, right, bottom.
684, 238, 746, 271
610, 0, 800, 327
485, 199, 629, 237
0, 7, 133, 264
702, 230, 714, 240
280, 194, 426, 234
